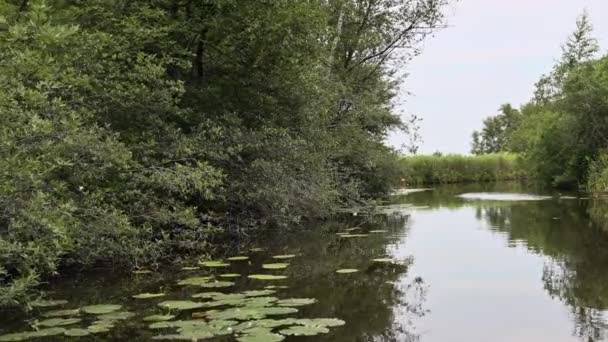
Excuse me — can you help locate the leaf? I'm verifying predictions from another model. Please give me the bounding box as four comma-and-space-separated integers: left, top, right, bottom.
271, 255, 295, 259
157, 301, 204, 311
206, 307, 298, 321
36, 318, 81, 327
133, 270, 153, 274
339, 234, 369, 238
42, 309, 80, 317
133, 293, 165, 299
276, 298, 316, 307
199, 260, 230, 267
372, 258, 394, 263
242, 290, 276, 297
262, 263, 289, 270
219, 273, 241, 278
227, 256, 249, 261
30, 299, 68, 308
178, 276, 211, 286
279, 325, 329, 336
64, 328, 91, 337
250, 248, 264, 252
336, 269, 358, 274
0, 328, 66, 341
248, 275, 287, 280
369, 230, 388, 233
180, 266, 200, 271
237, 329, 285, 342
97, 311, 135, 321
143, 314, 176, 322
81, 304, 122, 314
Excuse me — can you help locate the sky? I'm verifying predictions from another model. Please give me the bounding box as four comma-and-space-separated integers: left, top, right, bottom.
388, 0, 608, 155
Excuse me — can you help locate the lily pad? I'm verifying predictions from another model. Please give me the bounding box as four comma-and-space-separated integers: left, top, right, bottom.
180, 266, 199, 271
0, 328, 66, 341
199, 260, 230, 267
207, 307, 298, 321
192, 292, 225, 299
372, 258, 394, 263
30, 299, 68, 308
271, 255, 296, 259
81, 304, 122, 314
248, 275, 287, 280
200, 281, 235, 288
178, 276, 211, 286
294, 318, 346, 327
264, 286, 289, 290
64, 328, 91, 337
219, 273, 241, 278
243, 290, 276, 297
227, 256, 249, 261
133, 293, 165, 299
97, 311, 135, 321
276, 298, 317, 307
42, 309, 80, 317
133, 269, 153, 274
36, 318, 81, 327
143, 314, 176, 322
339, 234, 369, 238
237, 329, 285, 342
336, 269, 358, 274
262, 263, 289, 270
158, 301, 204, 311
369, 230, 388, 233
250, 248, 264, 252
279, 325, 329, 336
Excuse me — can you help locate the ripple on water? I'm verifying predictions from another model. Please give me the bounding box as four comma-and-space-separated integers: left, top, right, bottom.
456, 192, 551, 201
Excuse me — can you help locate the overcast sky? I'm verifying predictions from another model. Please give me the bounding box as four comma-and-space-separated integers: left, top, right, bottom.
388, 0, 608, 155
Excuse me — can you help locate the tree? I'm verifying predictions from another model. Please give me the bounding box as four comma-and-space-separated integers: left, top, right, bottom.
470, 104, 521, 154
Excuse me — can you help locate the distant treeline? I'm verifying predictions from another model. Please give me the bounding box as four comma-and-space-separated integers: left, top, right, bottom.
399, 154, 523, 185
470, 13, 608, 192
0, 0, 450, 307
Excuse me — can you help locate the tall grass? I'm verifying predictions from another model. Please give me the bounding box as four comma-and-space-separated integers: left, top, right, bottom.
399, 153, 523, 185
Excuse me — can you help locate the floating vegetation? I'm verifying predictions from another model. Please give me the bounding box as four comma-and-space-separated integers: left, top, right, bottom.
276, 298, 316, 307
271, 255, 296, 259
192, 292, 225, 299
372, 258, 394, 263
279, 325, 329, 336
81, 304, 122, 314
180, 266, 199, 271
336, 269, 358, 274
158, 301, 205, 311
36, 318, 81, 327
133, 293, 166, 299
219, 273, 241, 278
248, 275, 287, 281
369, 230, 388, 233
237, 328, 285, 342
30, 299, 68, 308
42, 309, 80, 317
177, 276, 210, 286
250, 248, 264, 252
97, 311, 135, 321
64, 328, 91, 337
87, 321, 115, 333
143, 314, 176, 322
0, 328, 67, 341
344, 228, 361, 232
227, 256, 249, 261
207, 307, 298, 321
200, 281, 235, 288
264, 285, 289, 290
339, 234, 369, 238
262, 263, 289, 270
150, 320, 237, 340
199, 260, 230, 267
243, 290, 276, 297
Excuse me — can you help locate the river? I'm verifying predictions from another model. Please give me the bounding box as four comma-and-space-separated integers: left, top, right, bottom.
1, 182, 608, 341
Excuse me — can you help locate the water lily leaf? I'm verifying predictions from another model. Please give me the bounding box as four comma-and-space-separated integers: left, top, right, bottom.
149, 320, 208, 330
0, 328, 66, 341
30, 299, 68, 308
87, 323, 113, 334
264, 286, 288, 290
200, 281, 235, 288
339, 234, 369, 238
262, 263, 289, 270
199, 260, 230, 267
279, 325, 329, 336
250, 248, 264, 252
372, 258, 394, 263
133, 293, 165, 299
227, 256, 249, 261
158, 301, 204, 311
237, 329, 285, 342
64, 328, 90, 337
369, 230, 388, 233
144, 314, 176, 322
42, 309, 80, 317
344, 228, 361, 232
242, 290, 276, 297
180, 266, 199, 271
206, 307, 298, 321
271, 255, 295, 259
97, 311, 135, 321
81, 304, 122, 314
336, 269, 358, 274
248, 275, 287, 280
294, 318, 346, 327
191, 292, 225, 299
242, 297, 278, 307
178, 276, 211, 286
234, 319, 296, 331
36, 318, 81, 327
219, 273, 241, 278
276, 298, 316, 307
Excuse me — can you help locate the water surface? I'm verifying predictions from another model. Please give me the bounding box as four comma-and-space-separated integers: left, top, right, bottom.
2, 182, 608, 341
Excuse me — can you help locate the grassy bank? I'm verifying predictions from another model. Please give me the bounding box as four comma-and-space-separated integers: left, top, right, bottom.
399, 153, 523, 185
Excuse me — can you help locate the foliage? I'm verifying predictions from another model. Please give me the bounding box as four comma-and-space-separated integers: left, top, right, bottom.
471, 104, 522, 155
399, 153, 523, 185
0, 0, 450, 307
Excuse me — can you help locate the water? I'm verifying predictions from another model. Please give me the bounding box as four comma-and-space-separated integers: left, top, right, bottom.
2, 182, 608, 341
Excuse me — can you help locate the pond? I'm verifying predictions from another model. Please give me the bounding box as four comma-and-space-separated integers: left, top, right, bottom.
2, 182, 608, 341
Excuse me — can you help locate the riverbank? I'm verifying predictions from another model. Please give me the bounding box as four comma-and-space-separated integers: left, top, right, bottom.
399, 153, 523, 185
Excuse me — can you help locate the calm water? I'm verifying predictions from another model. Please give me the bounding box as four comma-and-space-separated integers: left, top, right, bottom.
2, 182, 608, 341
